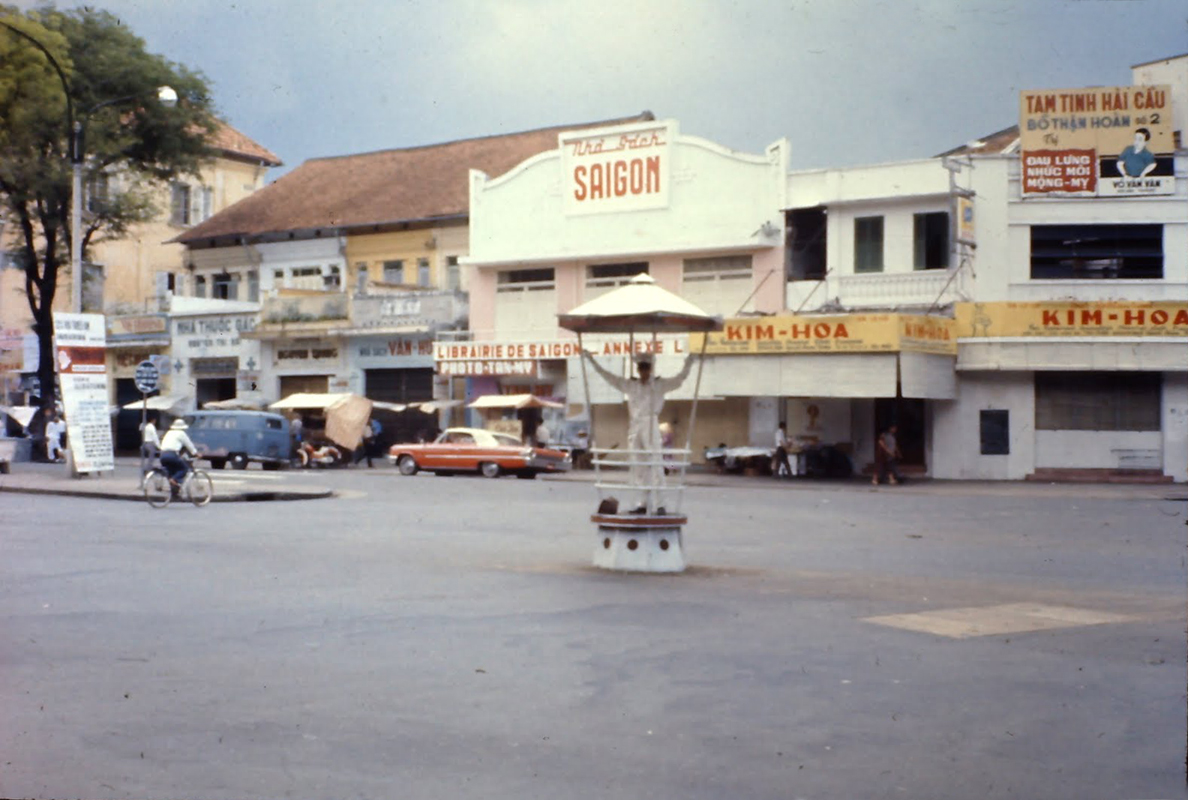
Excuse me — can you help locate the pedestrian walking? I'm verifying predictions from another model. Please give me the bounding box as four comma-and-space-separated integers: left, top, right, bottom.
141, 413, 161, 475
773, 422, 793, 479
355, 417, 381, 467
873, 424, 902, 485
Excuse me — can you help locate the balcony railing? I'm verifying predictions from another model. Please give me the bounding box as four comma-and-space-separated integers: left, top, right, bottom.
261, 293, 348, 324
788, 267, 969, 312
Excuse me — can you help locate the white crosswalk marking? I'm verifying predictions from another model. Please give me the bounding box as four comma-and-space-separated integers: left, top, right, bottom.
863, 603, 1136, 639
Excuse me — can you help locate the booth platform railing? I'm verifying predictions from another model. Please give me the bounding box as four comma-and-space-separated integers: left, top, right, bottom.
590, 447, 692, 516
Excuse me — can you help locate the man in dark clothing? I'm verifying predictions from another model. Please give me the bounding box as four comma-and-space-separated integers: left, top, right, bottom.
873, 424, 902, 485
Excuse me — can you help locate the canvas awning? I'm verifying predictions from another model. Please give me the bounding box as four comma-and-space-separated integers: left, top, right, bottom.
557, 273, 723, 334
121, 394, 192, 411
268, 392, 373, 449
269, 392, 355, 411
370, 399, 464, 413
203, 398, 266, 410
0, 405, 37, 428
468, 393, 565, 410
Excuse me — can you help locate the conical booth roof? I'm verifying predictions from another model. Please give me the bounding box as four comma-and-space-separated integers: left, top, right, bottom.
557, 274, 723, 334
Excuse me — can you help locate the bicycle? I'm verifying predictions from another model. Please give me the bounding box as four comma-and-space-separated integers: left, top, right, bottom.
143, 454, 214, 508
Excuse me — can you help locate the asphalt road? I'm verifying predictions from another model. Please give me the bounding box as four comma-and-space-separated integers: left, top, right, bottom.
1, 468, 1185, 800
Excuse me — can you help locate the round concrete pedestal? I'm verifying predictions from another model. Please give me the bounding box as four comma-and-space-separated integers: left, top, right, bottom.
591, 514, 687, 573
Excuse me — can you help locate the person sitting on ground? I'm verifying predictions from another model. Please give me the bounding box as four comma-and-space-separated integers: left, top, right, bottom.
159, 419, 199, 494
44, 409, 67, 463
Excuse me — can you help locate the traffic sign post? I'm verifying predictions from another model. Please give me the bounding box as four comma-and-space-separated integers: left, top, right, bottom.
134, 360, 160, 477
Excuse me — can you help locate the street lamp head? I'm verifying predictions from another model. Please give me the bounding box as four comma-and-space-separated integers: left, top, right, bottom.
157, 85, 177, 107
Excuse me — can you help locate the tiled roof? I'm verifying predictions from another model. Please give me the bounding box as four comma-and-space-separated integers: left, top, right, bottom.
209, 121, 283, 167
935, 125, 1020, 158
177, 112, 655, 245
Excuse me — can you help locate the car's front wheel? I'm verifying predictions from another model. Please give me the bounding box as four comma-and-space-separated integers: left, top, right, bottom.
397, 455, 419, 476
480, 461, 501, 479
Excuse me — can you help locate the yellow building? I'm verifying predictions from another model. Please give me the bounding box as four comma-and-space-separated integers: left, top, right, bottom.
96, 122, 281, 316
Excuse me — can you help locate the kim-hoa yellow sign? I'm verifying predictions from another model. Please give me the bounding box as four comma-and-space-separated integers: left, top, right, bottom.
691, 314, 956, 355
956, 302, 1188, 338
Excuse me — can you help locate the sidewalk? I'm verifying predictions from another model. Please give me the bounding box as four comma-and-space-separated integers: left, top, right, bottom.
541, 467, 1187, 501
0, 458, 334, 503
0, 457, 1182, 503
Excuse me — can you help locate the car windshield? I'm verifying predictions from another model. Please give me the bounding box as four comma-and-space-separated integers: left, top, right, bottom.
492, 433, 523, 447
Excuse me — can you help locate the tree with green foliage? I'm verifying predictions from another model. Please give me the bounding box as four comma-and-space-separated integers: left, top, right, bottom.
0, 3, 217, 409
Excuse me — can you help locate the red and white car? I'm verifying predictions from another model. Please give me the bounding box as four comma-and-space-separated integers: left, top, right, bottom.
388, 427, 571, 479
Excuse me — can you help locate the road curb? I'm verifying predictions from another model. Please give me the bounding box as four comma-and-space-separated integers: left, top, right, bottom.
0, 485, 336, 502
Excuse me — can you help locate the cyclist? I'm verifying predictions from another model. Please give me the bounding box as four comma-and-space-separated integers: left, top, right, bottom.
159, 419, 199, 496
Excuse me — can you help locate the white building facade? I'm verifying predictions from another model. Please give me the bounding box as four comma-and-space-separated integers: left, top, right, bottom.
462, 118, 790, 453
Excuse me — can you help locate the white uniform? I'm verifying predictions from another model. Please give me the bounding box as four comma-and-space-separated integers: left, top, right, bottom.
45, 417, 66, 461
160, 428, 197, 455
584, 353, 694, 508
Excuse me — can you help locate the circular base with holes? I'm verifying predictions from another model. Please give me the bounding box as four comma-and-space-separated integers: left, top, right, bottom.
590, 514, 687, 573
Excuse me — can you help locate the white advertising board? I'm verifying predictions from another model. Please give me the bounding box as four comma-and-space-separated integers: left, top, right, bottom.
53, 313, 114, 472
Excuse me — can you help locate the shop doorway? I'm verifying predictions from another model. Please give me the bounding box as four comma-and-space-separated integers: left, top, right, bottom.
196, 377, 236, 408
365, 368, 436, 445
114, 378, 146, 453
874, 398, 926, 469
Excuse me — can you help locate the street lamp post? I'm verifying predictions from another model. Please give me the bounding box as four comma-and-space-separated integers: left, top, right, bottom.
68, 86, 177, 313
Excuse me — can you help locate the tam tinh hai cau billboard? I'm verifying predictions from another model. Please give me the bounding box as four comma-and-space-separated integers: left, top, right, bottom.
1019, 85, 1175, 196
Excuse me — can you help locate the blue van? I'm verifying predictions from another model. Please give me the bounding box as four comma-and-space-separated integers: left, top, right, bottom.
183, 410, 291, 470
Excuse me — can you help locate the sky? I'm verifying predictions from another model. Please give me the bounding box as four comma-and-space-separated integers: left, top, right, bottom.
12, 0, 1188, 180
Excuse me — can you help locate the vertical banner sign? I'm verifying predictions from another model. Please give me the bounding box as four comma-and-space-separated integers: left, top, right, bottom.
1019, 85, 1175, 196
955, 195, 975, 248
560, 120, 672, 216
53, 313, 114, 472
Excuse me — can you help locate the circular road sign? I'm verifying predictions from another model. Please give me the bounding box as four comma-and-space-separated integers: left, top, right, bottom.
134, 360, 160, 394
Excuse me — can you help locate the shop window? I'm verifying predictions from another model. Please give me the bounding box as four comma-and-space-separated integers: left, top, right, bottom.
446, 256, 461, 292
1035, 372, 1160, 431
913, 212, 949, 270
854, 216, 884, 273
682, 256, 753, 316
170, 182, 191, 226
290, 266, 322, 291
155, 271, 177, 297
86, 173, 110, 214
212, 272, 237, 300
497, 268, 555, 292
979, 409, 1009, 455
1030, 224, 1163, 280
788, 207, 827, 280
682, 256, 750, 283
383, 260, 404, 284
587, 262, 648, 288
